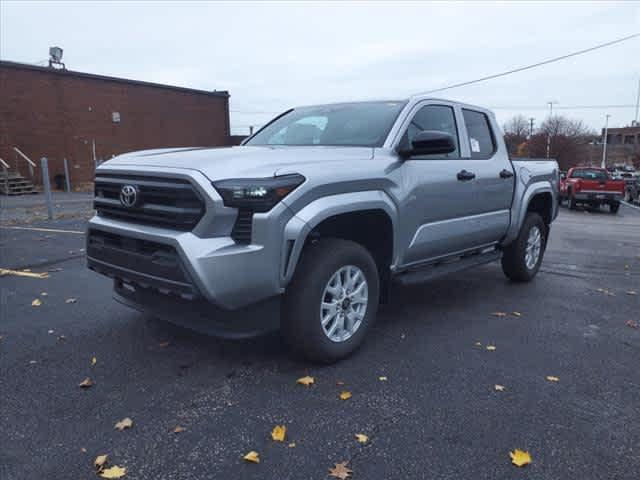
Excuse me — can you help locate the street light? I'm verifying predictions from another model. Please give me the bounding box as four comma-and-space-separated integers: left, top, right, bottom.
545, 101, 558, 159
601, 114, 611, 168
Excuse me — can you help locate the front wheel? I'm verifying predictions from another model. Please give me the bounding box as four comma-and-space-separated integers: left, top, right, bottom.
282, 238, 380, 363
501, 213, 547, 282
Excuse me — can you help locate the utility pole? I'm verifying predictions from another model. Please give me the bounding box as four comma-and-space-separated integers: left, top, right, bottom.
635, 78, 639, 125
545, 101, 558, 159
601, 114, 610, 168
529, 117, 535, 138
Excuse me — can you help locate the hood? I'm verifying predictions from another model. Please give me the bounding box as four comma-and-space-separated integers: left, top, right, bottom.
100, 146, 374, 180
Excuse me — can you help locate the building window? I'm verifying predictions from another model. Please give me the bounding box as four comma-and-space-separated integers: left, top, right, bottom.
624, 135, 635, 145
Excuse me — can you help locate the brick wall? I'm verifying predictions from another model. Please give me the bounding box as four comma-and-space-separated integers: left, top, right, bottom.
0, 61, 230, 186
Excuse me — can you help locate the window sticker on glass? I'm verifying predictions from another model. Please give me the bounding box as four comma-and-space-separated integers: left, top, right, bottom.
470, 137, 481, 153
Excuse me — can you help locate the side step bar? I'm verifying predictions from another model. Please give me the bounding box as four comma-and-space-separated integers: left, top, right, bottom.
394, 250, 502, 286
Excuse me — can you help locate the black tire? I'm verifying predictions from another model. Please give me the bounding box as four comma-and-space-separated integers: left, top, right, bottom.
501, 213, 547, 282
282, 238, 380, 363
609, 202, 620, 214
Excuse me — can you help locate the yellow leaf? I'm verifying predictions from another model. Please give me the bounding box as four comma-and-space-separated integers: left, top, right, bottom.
0, 268, 48, 279
31, 298, 42, 307
486, 345, 496, 351
378, 376, 388, 381
512, 311, 522, 317
78, 377, 93, 388
172, 425, 185, 433
91, 357, 97, 366
494, 384, 506, 391
243, 451, 260, 463
339, 391, 352, 400
492, 312, 507, 317
114, 417, 133, 431
510, 449, 532, 467
271, 425, 286, 442
296, 376, 314, 386
355, 433, 368, 443
329, 461, 352, 479
546, 376, 559, 382
100, 465, 127, 478
94, 454, 108, 471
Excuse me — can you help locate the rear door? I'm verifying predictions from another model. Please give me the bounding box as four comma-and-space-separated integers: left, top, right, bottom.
397, 102, 513, 266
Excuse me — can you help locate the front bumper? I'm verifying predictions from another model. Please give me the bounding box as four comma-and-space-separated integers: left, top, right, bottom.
87, 166, 296, 310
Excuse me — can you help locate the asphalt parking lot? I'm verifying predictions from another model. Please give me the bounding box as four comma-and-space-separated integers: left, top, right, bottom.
1, 201, 639, 479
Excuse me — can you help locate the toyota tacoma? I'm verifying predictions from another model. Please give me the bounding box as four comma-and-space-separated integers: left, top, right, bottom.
87, 97, 559, 362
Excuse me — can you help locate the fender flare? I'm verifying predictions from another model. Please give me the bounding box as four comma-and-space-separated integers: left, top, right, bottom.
280, 191, 398, 285
504, 182, 556, 245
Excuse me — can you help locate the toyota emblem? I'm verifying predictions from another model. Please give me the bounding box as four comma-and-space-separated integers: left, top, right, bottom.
119, 185, 139, 208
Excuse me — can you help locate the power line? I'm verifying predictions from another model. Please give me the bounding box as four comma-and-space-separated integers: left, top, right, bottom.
230, 109, 281, 114
491, 104, 637, 110
414, 32, 640, 96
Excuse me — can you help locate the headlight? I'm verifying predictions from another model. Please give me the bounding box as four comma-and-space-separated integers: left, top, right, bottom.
212, 174, 305, 212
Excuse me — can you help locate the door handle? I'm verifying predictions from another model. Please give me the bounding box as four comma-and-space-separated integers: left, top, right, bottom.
457, 170, 476, 181
500, 169, 514, 179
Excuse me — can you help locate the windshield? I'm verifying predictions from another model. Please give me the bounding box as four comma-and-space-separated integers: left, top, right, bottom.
245, 101, 407, 147
570, 169, 609, 180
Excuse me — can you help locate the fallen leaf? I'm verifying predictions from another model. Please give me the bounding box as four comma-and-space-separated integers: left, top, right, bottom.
492, 312, 507, 317
81, 447, 87, 453
486, 345, 496, 351
29, 360, 37, 365
336, 380, 345, 386
158, 341, 170, 348
546, 376, 560, 382
378, 376, 388, 381
243, 451, 260, 463
475, 341, 482, 346
494, 384, 506, 391
510, 449, 532, 467
100, 465, 127, 478
329, 462, 352, 479
91, 357, 97, 366
625, 320, 638, 329
94, 454, 108, 471
355, 433, 369, 444
48, 329, 54, 334
114, 417, 133, 431
172, 425, 185, 433
0, 268, 48, 279
297, 376, 314, 386
271, 425, 286, 442
626, 290, 638, 296
31, 298, 42, 307
288, 442, 296, 448
65, 298, 77, 304
624, 264, 630, 270
57, 335, 67, 341
512, 311, 522, 317
339, 391, 352, 400
41, 292, 48, 296
78, 377, 93, 388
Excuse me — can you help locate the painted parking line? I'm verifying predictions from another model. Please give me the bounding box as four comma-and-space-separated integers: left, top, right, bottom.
621, 201, 640, 212
0, 225, 85, 234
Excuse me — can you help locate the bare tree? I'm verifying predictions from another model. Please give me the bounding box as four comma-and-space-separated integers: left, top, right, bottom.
526, 115, 597, 169
503, 115, 530, 155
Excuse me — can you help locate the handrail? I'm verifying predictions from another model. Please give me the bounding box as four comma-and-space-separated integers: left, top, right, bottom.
0, 157, 9, 169
13, 147, 37, 168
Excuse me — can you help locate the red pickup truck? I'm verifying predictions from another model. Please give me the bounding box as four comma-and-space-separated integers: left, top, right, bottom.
560, 167, 625, 213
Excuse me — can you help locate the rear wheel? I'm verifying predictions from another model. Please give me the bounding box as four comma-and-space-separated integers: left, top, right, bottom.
282, 238, 379, 363
501, 213, 547, 282
609, 202, 620, 214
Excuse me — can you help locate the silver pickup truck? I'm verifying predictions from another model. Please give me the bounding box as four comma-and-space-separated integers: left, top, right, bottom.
87, 96, 559, 362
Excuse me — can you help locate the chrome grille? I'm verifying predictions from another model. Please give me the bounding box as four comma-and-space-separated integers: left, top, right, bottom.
94, 173, 204, 230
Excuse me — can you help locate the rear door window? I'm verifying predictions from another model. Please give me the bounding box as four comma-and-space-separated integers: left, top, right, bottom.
462, 109, 495, 159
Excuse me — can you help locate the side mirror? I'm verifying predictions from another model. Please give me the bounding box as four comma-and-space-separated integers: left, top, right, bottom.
398, 130, 456, 158
560, 173, 567, 180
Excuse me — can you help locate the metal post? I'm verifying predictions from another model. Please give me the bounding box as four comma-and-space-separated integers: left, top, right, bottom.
529, 117, 534, 138
63, 157, 71, 192
601, 114, 610, 169
635, 78, 639, 124
40, 157, 54, 219
249, 126, 254, 135
92, 139, 97, 169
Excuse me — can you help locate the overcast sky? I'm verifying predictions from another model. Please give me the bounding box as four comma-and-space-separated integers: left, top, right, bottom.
1, 1, 639, 135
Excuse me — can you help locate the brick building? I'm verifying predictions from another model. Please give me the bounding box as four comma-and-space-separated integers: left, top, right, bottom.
0, 60, 230, 187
